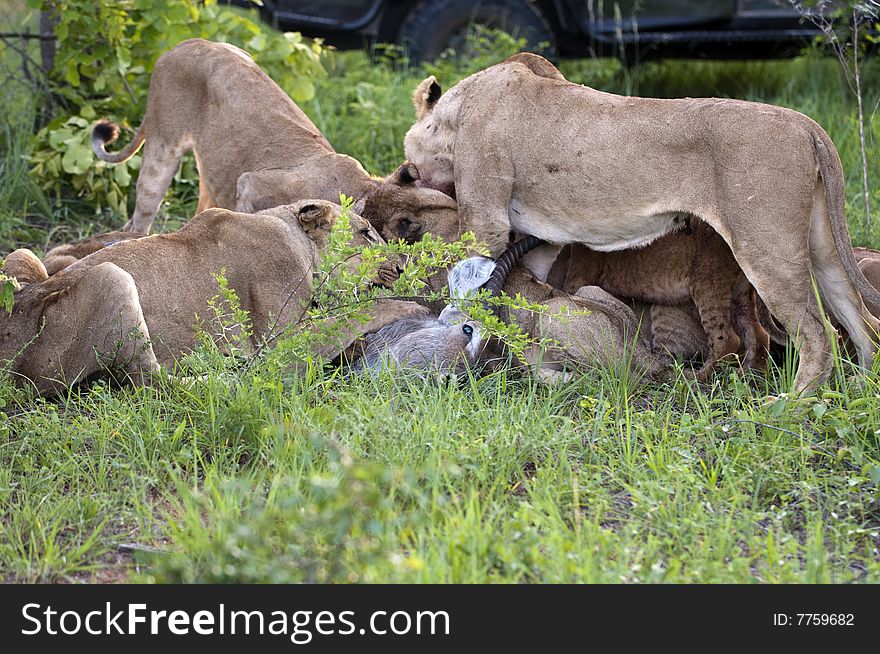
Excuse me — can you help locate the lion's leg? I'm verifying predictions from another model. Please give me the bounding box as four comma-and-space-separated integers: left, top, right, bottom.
731, 277, 770, 371
808, 184, 880, 369
454, 161, 514, 257
689, 227, 743, 378
728, 237, 832, 395
857, 257, 880, 316
195, 175, 215, 214
193, 150, 215, 215
690, 279, 741, 379
125, 141, 184, 234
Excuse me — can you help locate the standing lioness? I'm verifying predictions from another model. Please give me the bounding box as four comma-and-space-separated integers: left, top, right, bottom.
404, 52, 880, 393
92, 39, 379, 233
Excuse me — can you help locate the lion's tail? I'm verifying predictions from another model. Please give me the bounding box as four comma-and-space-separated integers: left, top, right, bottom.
813, 130, 880, 311
91, 119, 146, 164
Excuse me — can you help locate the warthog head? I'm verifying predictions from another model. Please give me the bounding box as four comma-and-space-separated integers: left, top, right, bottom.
356, 257, 497, 375
357, 238, 544, 375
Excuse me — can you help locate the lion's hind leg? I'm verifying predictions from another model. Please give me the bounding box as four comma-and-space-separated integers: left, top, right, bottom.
125, 140, 185, 233
195, 174, 215, 214
808, 183, 880, 370
727, 233, 832, 395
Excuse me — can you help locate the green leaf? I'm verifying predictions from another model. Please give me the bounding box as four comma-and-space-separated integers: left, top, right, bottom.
0, 277, 18, 314
113, 162, 131, 187
288, 76, 315, 102
61, 142, 93, 175
65, 61, 81, 87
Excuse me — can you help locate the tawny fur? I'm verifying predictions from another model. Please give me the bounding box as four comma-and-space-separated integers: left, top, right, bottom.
42, 230, 143, 275
92, 39, 380, 233
403, 52, 880, 393
546, 224, 770, 377
502, 265, 664, 382
1, 201, 397, 395
854, 247, 880, 317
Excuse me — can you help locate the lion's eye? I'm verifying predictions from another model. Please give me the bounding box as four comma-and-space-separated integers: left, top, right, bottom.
462, 324, 474, 337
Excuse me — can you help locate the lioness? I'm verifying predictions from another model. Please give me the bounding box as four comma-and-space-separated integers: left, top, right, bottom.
92, 39, 379, 233
403, 52, 880, 393
362, 163, 768, 377
358, 177, 666, 380
1, 201, 398, 395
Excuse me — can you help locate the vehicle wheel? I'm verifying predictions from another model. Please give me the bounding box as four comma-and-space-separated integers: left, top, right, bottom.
398, 0, 556, 64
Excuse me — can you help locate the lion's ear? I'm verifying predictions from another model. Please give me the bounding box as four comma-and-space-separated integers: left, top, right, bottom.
297, 203, 334, 239
412, 76, 441, 119
392, 162, 420, 187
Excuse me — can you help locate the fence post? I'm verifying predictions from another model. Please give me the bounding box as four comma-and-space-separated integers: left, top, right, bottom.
39, 10, 56, 74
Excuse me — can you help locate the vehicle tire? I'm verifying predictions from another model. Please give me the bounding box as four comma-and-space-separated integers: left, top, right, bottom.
398, 0, 556, 64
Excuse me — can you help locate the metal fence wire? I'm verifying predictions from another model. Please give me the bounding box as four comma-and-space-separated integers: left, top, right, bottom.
0, 6, 55, 115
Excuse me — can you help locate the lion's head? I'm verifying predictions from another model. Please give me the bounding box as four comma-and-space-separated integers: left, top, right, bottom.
403, 76, 457, 199
360, 163, 460, 245
282, 199, 401, 289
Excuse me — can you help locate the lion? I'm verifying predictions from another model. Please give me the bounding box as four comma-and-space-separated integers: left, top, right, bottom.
362, 163, 768, 377
546, 234, 770, 377
486, 255, 665, 382
91, 38, 379, 233
758, 246, 880, 353
1, 201, 400, 395
403, 52, 880, 393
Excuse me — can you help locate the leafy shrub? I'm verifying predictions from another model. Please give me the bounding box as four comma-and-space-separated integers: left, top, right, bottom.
28, 0, 324, 220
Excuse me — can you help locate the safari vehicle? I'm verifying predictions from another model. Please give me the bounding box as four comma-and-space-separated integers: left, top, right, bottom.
238, 1, 826, 62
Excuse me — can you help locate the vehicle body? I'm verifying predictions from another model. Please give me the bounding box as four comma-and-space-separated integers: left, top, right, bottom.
234, 1, 827, 62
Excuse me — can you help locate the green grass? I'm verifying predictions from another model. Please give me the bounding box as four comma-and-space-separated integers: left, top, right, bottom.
2, 29, 880, 582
